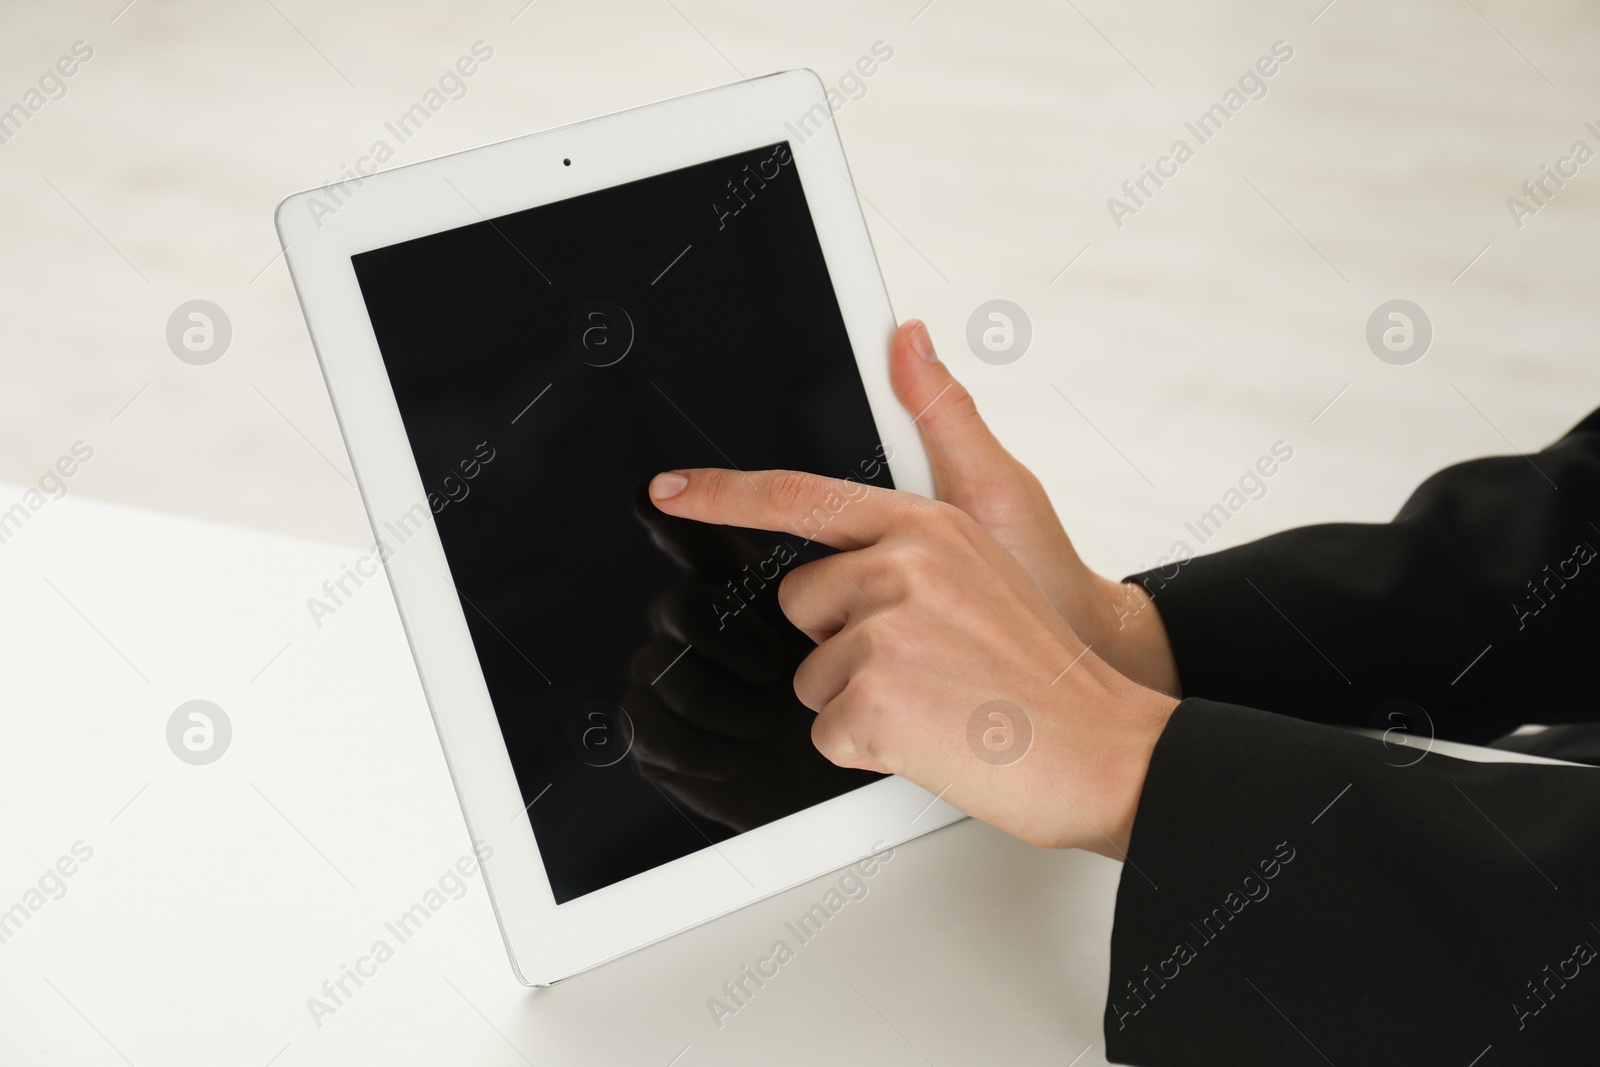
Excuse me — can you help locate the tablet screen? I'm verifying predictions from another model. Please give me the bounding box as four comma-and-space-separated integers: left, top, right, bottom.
351, 141, 892, 903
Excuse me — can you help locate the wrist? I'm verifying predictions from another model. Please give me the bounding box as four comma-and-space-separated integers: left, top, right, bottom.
1041, 659, 1178, 859
1093, 578, 1181, 697
1092, 683, 1179, 858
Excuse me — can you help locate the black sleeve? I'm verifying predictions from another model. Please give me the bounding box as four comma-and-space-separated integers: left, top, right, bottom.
1105, 411, 1600, 1064
1127, 409, 1600, 743
1104, 699, 1600, 1067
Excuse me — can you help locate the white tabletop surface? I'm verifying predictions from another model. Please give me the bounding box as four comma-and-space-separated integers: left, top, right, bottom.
0, 487, 1125, 1066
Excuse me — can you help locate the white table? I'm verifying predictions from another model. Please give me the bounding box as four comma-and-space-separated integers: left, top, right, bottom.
0, 488, 1122, 1066
0, 486, 1559, 1067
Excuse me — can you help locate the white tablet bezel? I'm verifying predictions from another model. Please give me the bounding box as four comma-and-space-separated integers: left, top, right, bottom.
276, 69, 958, 986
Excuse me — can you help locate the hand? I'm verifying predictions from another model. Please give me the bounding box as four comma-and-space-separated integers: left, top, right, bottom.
621, 484, 880, 832
647, 466, 1179, 857
890, 320, 1179, 696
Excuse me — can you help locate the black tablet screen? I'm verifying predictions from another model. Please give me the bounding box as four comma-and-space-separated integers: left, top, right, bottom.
350, 141, 892, 903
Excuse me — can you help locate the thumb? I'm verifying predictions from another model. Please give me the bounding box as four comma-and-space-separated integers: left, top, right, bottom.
889, 320, 1012, 505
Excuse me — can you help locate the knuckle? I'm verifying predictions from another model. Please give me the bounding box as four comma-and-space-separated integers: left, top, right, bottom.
766, 470, 816, 513
872, 570, 913, 610
925, 378, 979, 430
898, 497, 960, 542
947, 380, 981, 423
776, 566, 802, 615
896, 541, 942, 581
854, 616, 895, 658
830, 677, 895, 769
924, 503, 988, 561
707, 470, 742, 515
925, 498, 975, 536
886, 541, 949, 604
810, 712, 856, 766
791, 651, 824, 711
1015, 463, 1047, 501
845, 670, 892, 716
776, 561, 817, 623
854, 732, 885, 771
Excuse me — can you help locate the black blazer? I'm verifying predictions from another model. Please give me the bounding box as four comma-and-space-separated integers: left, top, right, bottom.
1106, 409, 1600, 1066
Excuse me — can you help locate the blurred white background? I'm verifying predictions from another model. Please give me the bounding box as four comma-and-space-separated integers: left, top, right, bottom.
4, 0, 1598, 565
3, 1, 1599, 1065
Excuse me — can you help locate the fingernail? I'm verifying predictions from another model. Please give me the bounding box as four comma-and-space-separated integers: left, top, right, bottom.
909, 320, 939, 363
650, 472, 688, 500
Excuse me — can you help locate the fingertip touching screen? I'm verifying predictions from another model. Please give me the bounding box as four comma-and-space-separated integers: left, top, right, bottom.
350, 141, 892, 903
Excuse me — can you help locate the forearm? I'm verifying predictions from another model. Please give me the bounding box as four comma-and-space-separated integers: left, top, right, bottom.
1124, 411, 1600, 737
1106, 698, 1600, 1066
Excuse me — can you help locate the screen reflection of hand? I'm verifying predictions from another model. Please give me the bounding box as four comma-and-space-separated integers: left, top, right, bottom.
622, 482, 881, 833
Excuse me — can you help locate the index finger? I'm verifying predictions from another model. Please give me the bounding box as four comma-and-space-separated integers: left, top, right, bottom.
647, 468, 917, 551
629, 478, 765, 579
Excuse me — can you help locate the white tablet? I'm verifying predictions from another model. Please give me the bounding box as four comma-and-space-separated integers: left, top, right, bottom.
275, 70, 958, 985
